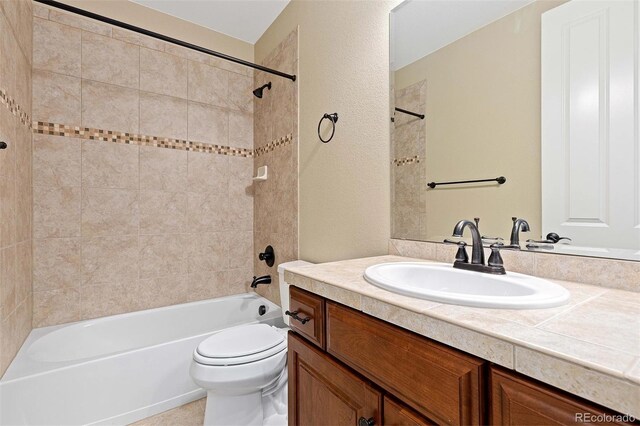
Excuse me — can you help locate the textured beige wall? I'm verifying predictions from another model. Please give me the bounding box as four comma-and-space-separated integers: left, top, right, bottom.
54, 0, 253, 61
394, 1, 564, 242
0, 0, 33, 377
255, 0, 400, 263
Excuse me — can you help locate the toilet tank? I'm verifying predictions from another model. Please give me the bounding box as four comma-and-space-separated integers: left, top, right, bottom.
277, 260, 312, 325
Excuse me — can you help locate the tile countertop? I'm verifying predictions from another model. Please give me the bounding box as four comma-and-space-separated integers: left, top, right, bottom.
284, 255, 640, 418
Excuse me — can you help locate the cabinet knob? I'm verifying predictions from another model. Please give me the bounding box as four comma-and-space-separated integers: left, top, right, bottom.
0, 141, 7, 149
358, 417, 375, 426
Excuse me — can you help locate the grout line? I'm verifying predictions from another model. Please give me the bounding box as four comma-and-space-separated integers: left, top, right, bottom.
533, 289, 609, 328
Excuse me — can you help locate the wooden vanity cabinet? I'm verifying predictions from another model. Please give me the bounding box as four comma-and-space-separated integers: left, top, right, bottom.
490, 367, 632, 426
383, 396, 435, 426
326, 301, 485, 425
288, 332, 382, 426
288, 286, 325, 349
288, 286, 635, 426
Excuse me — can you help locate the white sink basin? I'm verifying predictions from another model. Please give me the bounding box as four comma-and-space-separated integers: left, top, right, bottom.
364, 262, 570, 309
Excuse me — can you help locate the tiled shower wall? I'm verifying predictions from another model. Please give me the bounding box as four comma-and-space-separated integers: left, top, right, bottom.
0, 0, 33, 376
253, 29, 298, 305
391, 80, 426, 240
31, 4, 255, 327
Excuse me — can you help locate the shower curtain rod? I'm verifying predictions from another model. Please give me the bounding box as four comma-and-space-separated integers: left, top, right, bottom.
35, 0, 297, 82
395, 107, 425, 120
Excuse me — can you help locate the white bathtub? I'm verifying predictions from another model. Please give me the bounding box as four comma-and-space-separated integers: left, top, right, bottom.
0, 293, 283, 426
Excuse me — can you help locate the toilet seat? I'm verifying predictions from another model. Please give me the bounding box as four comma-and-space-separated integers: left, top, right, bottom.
194, 324, 286, 366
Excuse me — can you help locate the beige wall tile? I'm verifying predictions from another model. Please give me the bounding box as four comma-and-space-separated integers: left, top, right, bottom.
228, 230, 253, 269
33, 186, 81, 238
0, 108, 16, 180
112, 27, 165, 51
15, 125, 32, 244
33, 134, 81, 187
0, 176, 16, 247
188, 232, 229, 273
33, 288, 80, 327
139, 190, 187, 235
132, 274, 189, 311
388, 239, 437, 260
82, 80, 139, 133
32, 70, 81, 124
0, 245, 16, 319
187, 192, 229, 233
188, 61, 228, 108
187, 151, 229, 194
11, 0, 32, 63
15, 44, 30, 114
140, 47, 187, 99
33, 17, 80, 76
139, 234, 188, 280
48, 9, 111, 36
210, 56, 253, 77
187, 101, 228, 144
14, 240, 30, 304
187, 270, 231, 302
80, 283, 131, 319
0, 308, 17, 373
271, 77, 294, 139
82, 235, 138, 285
228, 157, 253, 231
14, 297, 31, 353
0, 12, 17, 97
229, 111, 253, 149
140, 92, 188, 140
33, 237, 81, 293
139, 147, 187, 192
81, 188, 139, 237
32, 3, 49, 19
228, 72, 253, 113
82, 140, 139, 189
534, 253, 640, 292
164, 43, 209, 65
82, 31, 139, 89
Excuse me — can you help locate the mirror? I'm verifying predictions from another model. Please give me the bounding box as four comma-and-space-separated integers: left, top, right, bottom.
390, 0, 640, 261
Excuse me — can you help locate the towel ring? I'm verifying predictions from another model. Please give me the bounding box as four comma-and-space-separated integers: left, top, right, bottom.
318, 113, 338, 143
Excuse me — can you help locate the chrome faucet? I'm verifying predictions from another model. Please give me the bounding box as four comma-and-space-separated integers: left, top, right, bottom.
509, 217, 530, 247
251, 275, 271, 288
451, 219, 506, 275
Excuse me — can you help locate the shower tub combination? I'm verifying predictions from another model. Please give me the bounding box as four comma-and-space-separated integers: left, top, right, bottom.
0, 293, 283, 425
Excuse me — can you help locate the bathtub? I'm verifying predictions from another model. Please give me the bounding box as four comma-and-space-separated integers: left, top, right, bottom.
0, 293, 284, 425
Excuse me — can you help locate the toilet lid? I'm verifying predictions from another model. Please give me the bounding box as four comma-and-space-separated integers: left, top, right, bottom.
195, 324, 286, 366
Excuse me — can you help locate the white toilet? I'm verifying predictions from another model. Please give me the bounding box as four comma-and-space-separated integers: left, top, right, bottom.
190, 260, 311, 426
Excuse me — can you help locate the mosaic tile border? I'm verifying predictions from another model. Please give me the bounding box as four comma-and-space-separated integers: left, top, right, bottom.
1, 85, 292, 158
0, 88, 31, 127
254, 134, 293, 157
393, 156, 421, 166
33, 121, 255, 157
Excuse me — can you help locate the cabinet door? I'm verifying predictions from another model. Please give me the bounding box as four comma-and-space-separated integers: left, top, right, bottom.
326, 301, 485, 425
288, 332, 382, 426
383, 396, 435, 426
491, 367, 632, 425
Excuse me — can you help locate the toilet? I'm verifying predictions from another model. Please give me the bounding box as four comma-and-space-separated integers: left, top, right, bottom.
190, 260, 311, 426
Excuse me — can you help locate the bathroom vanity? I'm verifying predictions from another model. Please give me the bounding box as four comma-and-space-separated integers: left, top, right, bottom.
284, 257, 639, 425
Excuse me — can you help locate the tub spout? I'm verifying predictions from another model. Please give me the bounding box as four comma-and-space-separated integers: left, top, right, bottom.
251, 275, 271, 288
